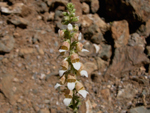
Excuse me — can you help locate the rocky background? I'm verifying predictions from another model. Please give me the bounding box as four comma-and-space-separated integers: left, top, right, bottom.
0, 0, 150, 113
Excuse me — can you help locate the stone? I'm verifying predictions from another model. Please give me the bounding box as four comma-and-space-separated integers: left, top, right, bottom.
54, 10, 63, 21
79, 99, 93, 113
0, 35, 15, 53
81, 15, 93, 27
19, 48, 35, 56
99, 43, 112, 61
82, 23, 100, 41
91, 0, 99, 13
0, 3, 24, 14
96, 57, 108, 69
128, 33, 146, 50
91, 31, 104, 44
111, 20, 129, 48
9, 16, 29, 28
39, 108, 50, 113
100, 89, 111, 101
84, 62, 97, 75
36, 1, 48, 13
38, 48, 44, 55
82, 2, 90, 14
104, 0, 150, 25
71, 0, 82, 20
129, 106, 150, 113
46, 0, 68, 7
117, 84, 138, 100
106, 46, 149, 76
146, 46, 150, 57
90, 14, 108, 34
0, 74, 15, 104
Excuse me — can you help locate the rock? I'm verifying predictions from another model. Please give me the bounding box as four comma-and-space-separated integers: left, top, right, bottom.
0, 74, 15, 104
0, 35, 15, 53
54, 10, 63, 21
0, 3, 24, 14
46, 0, 68, 8
20, 6, 31, 17
106, 46, 149, 76
100, 89, 111, 102
84, 62, 97, 75
71, 0, 82, 19
82, 23, 100, 42
91, 0, 99, 13
44, 12, 55, 21
38, 48, 44, 55
81, 15, 93, 27
99, 43, 112, 61
146, 46, 150, 57
91, 31, 104, 44
111, 20, 129, 48
128, 33, 146, 50
56, 20, 67, 30
19, 48, 35, 56
104, 0, 150, 25
36, 1, 48, 13
82, 2, 90, 14
117, 84, 138, 100
90, 72, 102, 83
87, 14, 109, 34
129, 106, 150, 113
38, 108, 50, 113
96, 57, 108, 69
9, 16, 29, 28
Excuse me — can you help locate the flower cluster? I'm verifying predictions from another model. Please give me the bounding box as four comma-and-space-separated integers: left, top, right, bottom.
55, 3, 89, 110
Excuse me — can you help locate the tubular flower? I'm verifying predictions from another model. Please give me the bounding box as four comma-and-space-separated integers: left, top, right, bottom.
67, 23, 73, 31
77, 63, 88, 78
70, 53, 81, 70
59, 41, 70, 53
54, 75, 66, 89
76, 42, 89, 52
63, 89, 73, 106
59, 59, 69, 77
67, 74, 76, 90
58, 29, 64, 38
75, 81, 88, 98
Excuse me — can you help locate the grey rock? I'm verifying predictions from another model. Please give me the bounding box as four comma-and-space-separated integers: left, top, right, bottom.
91, 31, 104, 44
54, 10, 63, 21
99, 44, 112, 61
9, 16, 29, 28
129, 106, 150, 113
0, 35, 15, 53
128, 33, 146, 50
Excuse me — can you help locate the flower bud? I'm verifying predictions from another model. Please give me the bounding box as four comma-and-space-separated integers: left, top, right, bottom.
74, 24, 79, 31
58, 29, 64, 38
76, 42, 83, 52
71, 53, 79, 63
73, 33, 79, 40
59, 75, 66, 85
75, 81, 84, 92
61, 60, 68, 70
67, 23, 73, 31
64, 89, 73, 98
60, 41, 70, 51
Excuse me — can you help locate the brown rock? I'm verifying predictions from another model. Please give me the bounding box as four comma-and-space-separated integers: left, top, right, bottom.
0, 35, 15, 53
84, 62, 97, 75
100, 89, 111, 101
91, 0, 99, 13
128, 33, 146, 50
82, 2, 90, 14
81, 15, 93, 27
19, 48, 35, 56
0, 74, 15, 104
106, 46, 149, 76
71, 0, 82, 18
111, 20, 129, 48
40, 108, 50, 113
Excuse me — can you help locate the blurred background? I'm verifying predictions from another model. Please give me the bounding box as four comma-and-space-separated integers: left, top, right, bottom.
0, 0, 150, 112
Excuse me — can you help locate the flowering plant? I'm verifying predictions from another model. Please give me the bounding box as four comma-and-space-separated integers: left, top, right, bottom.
55, 3, 89, 112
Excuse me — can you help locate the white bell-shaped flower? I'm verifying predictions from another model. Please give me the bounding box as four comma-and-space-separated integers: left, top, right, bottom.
75, 81, 88, 98
67, 74, 76, 90
59, 59, 69, 77
63, 89, 73, 106
76, 42, 89, 52
67, 23, 73, 31
70, 53, 81, 70
59, 41, 70, 54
